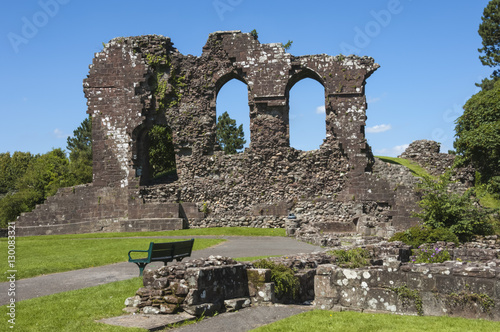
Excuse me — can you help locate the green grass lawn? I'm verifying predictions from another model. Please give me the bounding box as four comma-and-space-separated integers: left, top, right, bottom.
0, 278, 145, 332
14, 227, 286, 241
253, 310, 500, 332
0, 237, 223, 281
0, 227, 285, 281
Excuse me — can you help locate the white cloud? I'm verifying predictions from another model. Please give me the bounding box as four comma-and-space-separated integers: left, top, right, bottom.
375, 144, 409, 157
315, 105, 325, 114
366, 124, 391, 133
367, 96, 380, 104
367, 92, 386, 104
53, 128, 67, 139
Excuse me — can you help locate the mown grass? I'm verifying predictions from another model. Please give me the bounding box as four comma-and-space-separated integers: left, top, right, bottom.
0, 278, 145, 332
253, 310, 500, 332
0, 227, 285, 281
5, 289, 500, 332
376, 156, 433, 178
0, 237, 223, 281
14, 227, 286, 241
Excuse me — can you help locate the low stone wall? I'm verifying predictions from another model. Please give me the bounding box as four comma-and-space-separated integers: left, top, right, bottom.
124, 242, 500, 321
416, 240, 500, 263
126, 256, 252, 316
314, 261, 500, 320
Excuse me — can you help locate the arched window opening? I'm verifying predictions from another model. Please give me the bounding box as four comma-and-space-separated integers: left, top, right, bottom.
137, 124, 177, 185
288, 78, 326, 151
216, 78, 250, 154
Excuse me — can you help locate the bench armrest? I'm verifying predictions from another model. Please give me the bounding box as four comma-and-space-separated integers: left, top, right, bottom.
128, 249, 149, 260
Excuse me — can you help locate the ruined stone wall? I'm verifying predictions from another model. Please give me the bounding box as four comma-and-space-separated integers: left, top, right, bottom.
315, 261, 500, 320
15, 31, 425, 237
398, 139, 475, 191
16, 184, 184, 236
125, 242, 500, 321
399, 140, 455, 177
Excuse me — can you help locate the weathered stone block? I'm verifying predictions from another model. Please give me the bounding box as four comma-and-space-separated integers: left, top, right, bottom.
252, 282, 276, 304
124, 295, 141, 307
159, 303, 179, 314
142, 306, 160, 315
164, 294, 184, 304
182, 302, 222, 317
224, 298, 251, 312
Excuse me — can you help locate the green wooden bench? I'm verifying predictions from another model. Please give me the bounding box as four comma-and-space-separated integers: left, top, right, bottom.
128, 239, 194, 276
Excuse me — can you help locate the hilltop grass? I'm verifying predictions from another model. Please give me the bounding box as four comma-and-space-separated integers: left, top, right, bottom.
0, 237, 223, 281
475, 184, 500, 210
376, 156, 433, 179
253, 310, 500, 332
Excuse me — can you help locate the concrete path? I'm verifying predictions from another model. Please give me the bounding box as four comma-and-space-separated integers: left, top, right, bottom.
0, 236, 323, 305
173, 305, 313, 332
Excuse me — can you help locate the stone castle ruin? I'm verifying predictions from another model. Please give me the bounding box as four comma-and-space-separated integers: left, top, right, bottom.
17, 31, 425, 237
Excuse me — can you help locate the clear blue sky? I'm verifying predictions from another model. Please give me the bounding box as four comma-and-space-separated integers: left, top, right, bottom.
0, 0, 493, 157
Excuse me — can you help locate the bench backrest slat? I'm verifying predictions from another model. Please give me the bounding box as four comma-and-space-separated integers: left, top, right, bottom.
173, 240, 194, 255
150, 245, 174, 260
149, 239, 194, 260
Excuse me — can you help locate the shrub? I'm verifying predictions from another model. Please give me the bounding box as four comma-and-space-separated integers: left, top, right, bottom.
253, 259, 299, 300
328, 247, 371, 268
389, 225, 459, 247
414, 174, 495, 242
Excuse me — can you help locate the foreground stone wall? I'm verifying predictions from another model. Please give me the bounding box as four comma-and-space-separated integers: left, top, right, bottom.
314, 261, 500, 320
124, 242, 500, 321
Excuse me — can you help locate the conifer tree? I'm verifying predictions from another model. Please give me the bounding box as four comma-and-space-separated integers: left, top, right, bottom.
216, 111, 246, 154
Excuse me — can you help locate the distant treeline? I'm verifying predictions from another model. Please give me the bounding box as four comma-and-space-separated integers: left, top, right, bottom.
0, 117, 92, 228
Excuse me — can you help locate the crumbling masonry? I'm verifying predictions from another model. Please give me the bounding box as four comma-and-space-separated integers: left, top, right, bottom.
16, 31, 422, 237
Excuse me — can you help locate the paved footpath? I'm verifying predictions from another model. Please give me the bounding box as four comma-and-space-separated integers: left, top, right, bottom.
0, 236, 323, 306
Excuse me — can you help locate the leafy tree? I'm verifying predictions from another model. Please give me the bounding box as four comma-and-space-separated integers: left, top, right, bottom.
148, 125, 176, 178
0, 149, 71, 228
454, 79, 500, 195
0, 152, 37, 195
413, 174, 495, 242
67, 116, 92, 184
216, 111, 246, 154
479, 0, 500, 78
0, 189, 43, 228
0, 117, 94, 227
17, 148, 71, 198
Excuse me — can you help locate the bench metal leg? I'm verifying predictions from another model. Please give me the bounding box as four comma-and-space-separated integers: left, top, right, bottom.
134, 263, 148, 277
